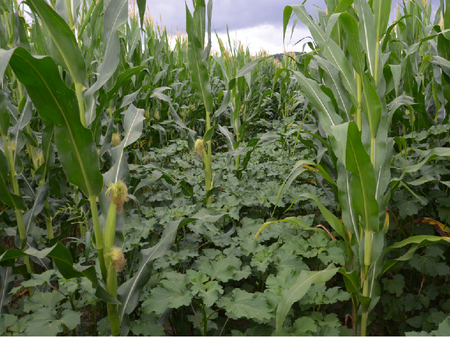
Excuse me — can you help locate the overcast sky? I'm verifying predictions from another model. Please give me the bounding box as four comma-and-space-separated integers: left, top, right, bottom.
146, 0, 440, 55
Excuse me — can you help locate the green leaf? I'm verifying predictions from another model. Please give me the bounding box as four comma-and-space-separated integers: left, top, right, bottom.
398, 147, 450, 180
8, 48, 103, 197
59, 310, 82, 330
84, 0, 128, 125
199, 255, 241, 282
355, 0, 377, 78
105, 66, 146, 102
382, 235, 450, 274
203, 124, 216, 142
0, 90, 10, 137
299, 193, 346, 239
408, 246, 450, 276
104, 104, 145, 184
336, 162, 360, 243
398, 198, 422, 219
130, 313, 165, 336
118, 220, 179, 322
141, 273, 192, 314
343, 122, 379, 232
20, 270, 55, 288
235, 58, 267, 78
323, 286, 352, 304
219, 289, 272, 322
24, 291, 65, 312
13, 10, 30, 52
338, 268, 359, 294
0, 149, 25, 210
361, 74, 382, 138
284, 5, 326, 48
276, 265, 339, 335
24, 307, 63, 336
294, 316, 318, 334
34, 123, 54, 182
0, 314, 17, 334
315, 56, 352, 118
435, 317, 450, 336
186, 5, 213, 115
334, 0, 354, 13
218, 124, 235, 150
0, 244, 118, 304
266, 268, 299, 297
292, 70, 342, 135
23, 182, 49, 235
191, 281, 224, 307
320, 246, 346, 266
276, 159, 336, 213
372, 0, 392, 44
0, 49, 15, 81
136, 0, 146, 27
382, 274, 405, 296
0, 267, 14, 314
323, 39, 358, 104
26, 0, 86, 88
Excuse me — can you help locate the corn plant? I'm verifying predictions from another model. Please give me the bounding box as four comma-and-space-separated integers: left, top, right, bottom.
255, 1, 450, 335
0, 1, 180, 335
185, 0, 215, 204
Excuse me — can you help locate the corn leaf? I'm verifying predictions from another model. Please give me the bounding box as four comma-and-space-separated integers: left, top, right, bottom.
361, 73, 382, 139
299, 192, 346, 239
0, 266, 14, 314
8, 47, 103, 197
85, 0, 128, 125
284, 5, 326, 48
339, 12, 364, 76
345, 122, 379, 232
355, 0, 377, 78
26, 0, 86, 88
136, 0, 146, 27
118, 220, 180, 331
0, 150, 25, 211
0, 243, 119, 304
0, 90, 9, 137
276, 265, 338, 335
373, 0, 393, 43
292, 70, 342, 135
186, 5, 213, 115
104, 104, 145, 184
336, 162, 360, 243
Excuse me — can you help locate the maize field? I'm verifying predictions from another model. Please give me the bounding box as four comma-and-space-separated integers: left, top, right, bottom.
1, 0, 450, 335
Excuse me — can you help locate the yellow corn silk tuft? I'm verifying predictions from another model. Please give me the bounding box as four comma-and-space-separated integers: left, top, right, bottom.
194, 138, 204, 157
105, 180, 129, 213
111, 133, 121, 147
33, 148, 44, 168
109, 246, 126, 273
7, 140, 17, 152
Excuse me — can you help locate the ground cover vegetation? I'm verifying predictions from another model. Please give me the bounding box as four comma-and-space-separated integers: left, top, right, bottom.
0, 0, 450, 335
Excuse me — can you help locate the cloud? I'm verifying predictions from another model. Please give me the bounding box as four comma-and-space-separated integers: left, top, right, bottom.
212, 24, 312, 55
147, 0, 326, 33
135, 0, 446, 54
